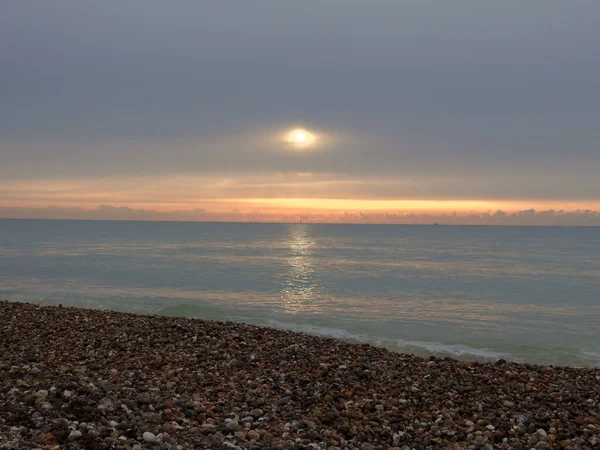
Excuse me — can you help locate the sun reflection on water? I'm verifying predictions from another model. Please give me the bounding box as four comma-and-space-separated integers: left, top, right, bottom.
280, 225, 319, 314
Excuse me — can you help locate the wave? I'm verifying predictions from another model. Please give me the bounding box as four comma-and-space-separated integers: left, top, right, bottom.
3, 290, 597, 367
0, 287, 159, 314
155, 303, 234, 321
394, 339, 509, 359
580, 348, 600, 362
264, 319, 511, 361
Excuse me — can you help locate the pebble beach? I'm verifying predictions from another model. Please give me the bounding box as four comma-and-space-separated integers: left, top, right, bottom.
1, 301, 599, 450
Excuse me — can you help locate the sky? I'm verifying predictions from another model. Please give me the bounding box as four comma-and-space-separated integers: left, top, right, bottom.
1, 1, 599, 225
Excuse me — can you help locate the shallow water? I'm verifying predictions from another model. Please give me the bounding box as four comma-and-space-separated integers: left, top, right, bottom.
1, 219, 599, 366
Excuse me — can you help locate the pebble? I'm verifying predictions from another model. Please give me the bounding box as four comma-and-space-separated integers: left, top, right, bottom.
68, 430, 82, 440
224, 418, 240, 432
143, 431, 158, 443
1, 300, 598, 450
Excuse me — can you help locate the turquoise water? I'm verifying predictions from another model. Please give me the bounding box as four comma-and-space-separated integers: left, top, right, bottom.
1, 219, 599, 367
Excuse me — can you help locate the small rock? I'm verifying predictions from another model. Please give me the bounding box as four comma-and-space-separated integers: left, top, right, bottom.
224, 418, 240, 432
147, 413, 162, 423
68, 430, 82, 440
143, 431, 158, 443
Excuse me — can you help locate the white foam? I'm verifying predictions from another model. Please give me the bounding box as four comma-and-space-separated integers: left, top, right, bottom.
264, 318, 510, 360
393, 339, 509, 359
580, 348, 600, 362
265, 319, 370, 341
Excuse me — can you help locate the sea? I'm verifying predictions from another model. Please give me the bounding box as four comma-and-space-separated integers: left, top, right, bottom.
1, 219, 599, 367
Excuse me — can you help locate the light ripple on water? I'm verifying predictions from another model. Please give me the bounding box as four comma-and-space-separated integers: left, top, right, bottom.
1, 219, 599, 367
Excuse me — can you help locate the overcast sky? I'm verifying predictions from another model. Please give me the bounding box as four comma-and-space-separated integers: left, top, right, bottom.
1, 1, 599, 223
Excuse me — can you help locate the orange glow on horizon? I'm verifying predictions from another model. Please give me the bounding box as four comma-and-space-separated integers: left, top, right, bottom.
233, 197, 600, 214
1, 197, 600, 216
2, 179, 600, 221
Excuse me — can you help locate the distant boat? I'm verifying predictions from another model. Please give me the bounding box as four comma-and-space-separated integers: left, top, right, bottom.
433, 223, 439, 226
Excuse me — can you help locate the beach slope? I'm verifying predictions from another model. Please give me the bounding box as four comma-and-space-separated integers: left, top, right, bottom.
1, 301, 599, 449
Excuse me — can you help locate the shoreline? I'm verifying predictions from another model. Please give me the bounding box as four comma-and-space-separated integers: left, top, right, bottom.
1, 301, 599, 449
3, 297, 597, 369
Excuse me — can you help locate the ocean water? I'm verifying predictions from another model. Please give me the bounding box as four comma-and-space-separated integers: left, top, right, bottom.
1, 219, 599, 367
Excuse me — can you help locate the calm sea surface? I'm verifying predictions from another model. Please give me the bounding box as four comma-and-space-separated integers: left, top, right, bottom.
1, 219, 599, 367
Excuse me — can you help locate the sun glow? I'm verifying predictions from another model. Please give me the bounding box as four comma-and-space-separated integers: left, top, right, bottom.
293, 130, 307, 143
283, 128, 317, 148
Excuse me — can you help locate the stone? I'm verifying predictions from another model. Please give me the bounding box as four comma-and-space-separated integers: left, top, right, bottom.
143, 431, 158, 443
68, 430, 82, 441
147, 413, 162, 423
224, 418, 240, 432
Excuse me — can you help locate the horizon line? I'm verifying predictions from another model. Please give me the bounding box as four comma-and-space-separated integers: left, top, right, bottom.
1, 217, 599, 228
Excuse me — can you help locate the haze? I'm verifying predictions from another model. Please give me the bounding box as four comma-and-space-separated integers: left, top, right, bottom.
1, 1, 599, 225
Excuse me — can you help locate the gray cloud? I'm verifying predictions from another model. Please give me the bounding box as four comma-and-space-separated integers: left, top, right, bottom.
2, 205, 599, 226
1, 1, 599, 206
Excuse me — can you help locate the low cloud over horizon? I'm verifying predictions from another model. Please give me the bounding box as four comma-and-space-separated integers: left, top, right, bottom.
1, 1, 599, 224
2, 204, 599, 227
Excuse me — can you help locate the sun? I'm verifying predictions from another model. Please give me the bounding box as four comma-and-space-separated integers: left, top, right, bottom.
293, 130, 307, 143
284, 128, 316, 148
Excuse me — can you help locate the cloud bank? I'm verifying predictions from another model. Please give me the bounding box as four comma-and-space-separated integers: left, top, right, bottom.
1, 205, 599, 226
